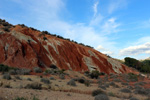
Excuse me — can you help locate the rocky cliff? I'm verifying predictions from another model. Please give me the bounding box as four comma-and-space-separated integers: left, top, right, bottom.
0, 19, 134, 74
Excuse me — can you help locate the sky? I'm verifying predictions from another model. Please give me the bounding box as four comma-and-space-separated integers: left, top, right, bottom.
0, 0, 150, 60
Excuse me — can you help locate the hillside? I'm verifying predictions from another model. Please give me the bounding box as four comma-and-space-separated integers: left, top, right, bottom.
0, 19, 134, 74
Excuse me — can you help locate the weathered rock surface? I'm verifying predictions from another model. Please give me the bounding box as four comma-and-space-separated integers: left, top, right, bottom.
0, 19, 135, 74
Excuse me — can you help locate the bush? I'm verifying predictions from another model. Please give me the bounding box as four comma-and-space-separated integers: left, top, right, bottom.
25, 82, 42, 89
33, 67, 42, 73
113, 79, 121, 82
108, 92, 115, 97
94, 94, 109, 100
127, 86, 133, 90
109, 82, 119, 88
15, 76, 22, 80
0, 64, 10, 72
50, 64, 58, 69
120, 88, 131, 93
3, 73, 11, 80
78, 78, 85, 84
84, 80, 90, 87
40, 78, 50, 84
92, 89, 105, 96
97, 78, 103, 84
27, 78, 32, 81
134, 85, 143, 90
59, 74, 65, 80
33, 96, 39, 100
128, 73, 138, 82
49, 77, 55, 80
67, 79, 76, 86
129, 97, 139, 100
43, 37, 47, 40
3, 27, 10, 32
13, 97, 27, 100
98, 85, 106, 90
121, 82, 129, 86
16, 69, 31, 75
9, 69, 17, 75
134, 89, 148, 95
90, 70, 100, 79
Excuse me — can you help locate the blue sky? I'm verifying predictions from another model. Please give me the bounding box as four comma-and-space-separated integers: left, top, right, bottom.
0, 0, 150, 59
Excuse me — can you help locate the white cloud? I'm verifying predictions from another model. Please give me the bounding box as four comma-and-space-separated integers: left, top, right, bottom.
119, 42, 150, 56
96, 45, 105, 50
96, 45, 114, 55
93, 1, 99, 17
102, 51, 113, 55
145, 50, 150, 54
108, 0, 127, 14
100, 18, 120, 35
90, 14, 103, 26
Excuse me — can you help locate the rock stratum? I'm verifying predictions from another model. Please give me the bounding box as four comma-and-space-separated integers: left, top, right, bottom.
0, 19, 135, 74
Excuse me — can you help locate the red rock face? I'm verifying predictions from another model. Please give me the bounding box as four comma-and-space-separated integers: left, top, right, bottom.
0, 23, 136, 74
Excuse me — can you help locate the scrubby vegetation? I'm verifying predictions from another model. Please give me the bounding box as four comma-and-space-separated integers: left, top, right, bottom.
67, 79, 76, 86
25, 82, 42, 90
33, 67, 42, 73
40, 78, 50, 84
94, 94, 109, 100
92, 89, 106, 96
124, 57, 150, 73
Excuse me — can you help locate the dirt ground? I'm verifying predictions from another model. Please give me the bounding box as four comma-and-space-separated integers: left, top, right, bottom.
0, 71, 150, 100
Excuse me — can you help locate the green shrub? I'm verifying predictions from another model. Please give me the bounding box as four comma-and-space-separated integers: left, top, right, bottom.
33, 96, 39, 100
16, 69, 31, 75
120, 88, 131, 93
90, 70, 100, 79
78, 78, 85, 83
92, 89, 105, 96
27, 78, 32, 81
0, 64, 10, 72
50, 64, 58, 69
43, 37, 47, 40
40, 78, 50, 84
3, 73, 11, 80
25, 82, 42, 90
33, 67, 42, 73
98, 85, 106, 90
67, 79, 76, 86
128, 73, 138, 82
108, 92, 115, 97
13, 97, 27, 100
129, 97, 139, 100
84, 80, 90, 87
59, 74, 65, 80
94, 94, 109, 100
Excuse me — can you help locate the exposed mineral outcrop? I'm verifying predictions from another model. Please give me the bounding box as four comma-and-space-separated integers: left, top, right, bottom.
0, 19, 135, 74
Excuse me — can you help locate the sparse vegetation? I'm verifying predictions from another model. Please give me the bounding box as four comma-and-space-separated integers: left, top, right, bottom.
120, 88, 131, 93
67, 79, 76, 86
59, 74, 65, 79
128, 73, 138, 82
108, 92, 115, 97
92, 89, 106, 96
90, 70, 100, 79
25, 82, 42, 90
124, 57, 150, 73
40, 78, 50, 84
33, 67, 42, 73
94, 94, 109, 100
13, 97, 27, 100
3, 73, 11, 80
129, 97, 139, 100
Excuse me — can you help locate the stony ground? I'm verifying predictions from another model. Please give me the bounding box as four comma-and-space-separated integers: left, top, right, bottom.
0, 70, 150, 100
